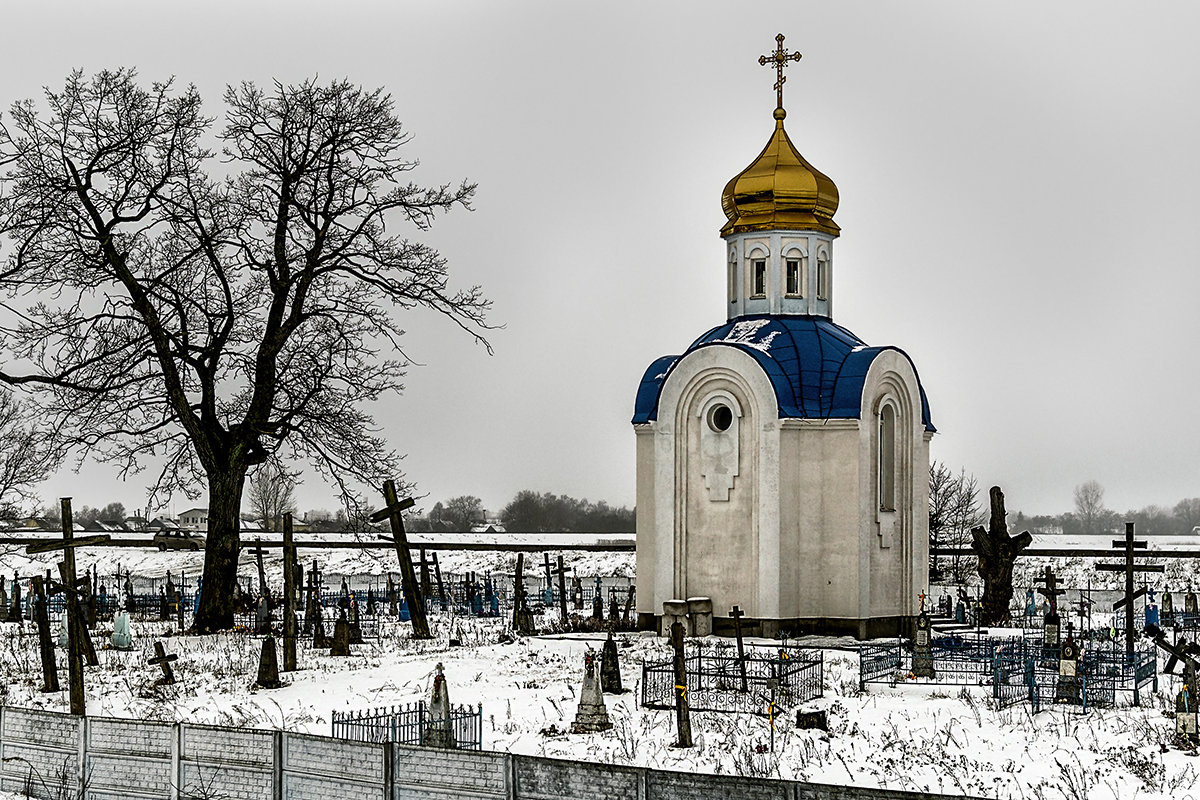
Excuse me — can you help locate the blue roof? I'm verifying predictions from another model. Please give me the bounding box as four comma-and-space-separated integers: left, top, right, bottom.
632, 315, 934, 431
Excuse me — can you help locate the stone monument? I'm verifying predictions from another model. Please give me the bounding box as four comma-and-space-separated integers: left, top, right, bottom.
571, 650, 612, 733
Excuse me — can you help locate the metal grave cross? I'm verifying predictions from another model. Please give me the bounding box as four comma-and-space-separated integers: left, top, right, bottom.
370, 479, 430, 639
25, 498, 111, 716
729, 605, 749, 693
1035, 566, 1066, 615
1097, 522, 1164, 660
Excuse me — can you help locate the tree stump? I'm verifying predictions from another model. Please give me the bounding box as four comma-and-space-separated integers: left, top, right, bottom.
971, 486, 1032, 627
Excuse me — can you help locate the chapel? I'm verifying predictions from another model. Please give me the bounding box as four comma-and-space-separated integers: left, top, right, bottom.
632, 37, 935, 639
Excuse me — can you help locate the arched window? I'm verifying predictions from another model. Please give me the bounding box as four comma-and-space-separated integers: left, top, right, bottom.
785, 255, 804, 297
816, 252, 830, 301
750, 257, 767, 297
728, 251, 738, 304
878, 403, 896, 511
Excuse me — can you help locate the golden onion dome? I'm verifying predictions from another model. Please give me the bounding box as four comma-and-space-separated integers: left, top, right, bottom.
720, 107, 840, 238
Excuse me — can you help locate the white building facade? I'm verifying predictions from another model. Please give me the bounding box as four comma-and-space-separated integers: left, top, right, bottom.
632, 94, 935, 639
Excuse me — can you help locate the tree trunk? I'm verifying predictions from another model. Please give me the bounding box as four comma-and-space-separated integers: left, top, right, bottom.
194, 466, 248, 632
971, 486, 1033, 627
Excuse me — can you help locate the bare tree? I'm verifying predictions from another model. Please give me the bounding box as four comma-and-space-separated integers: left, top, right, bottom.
1073, 480, 1107, 534
1175, 498, 1200, 533
246, 461, 296, 532
0, 71, 491, 629
928, 461, 956, 579
0, 389, 60, 522
931, 467, 984, 583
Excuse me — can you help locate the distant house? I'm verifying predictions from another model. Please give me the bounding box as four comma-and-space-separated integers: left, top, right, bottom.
470, 523, 506, 534
178, 508, 208, 531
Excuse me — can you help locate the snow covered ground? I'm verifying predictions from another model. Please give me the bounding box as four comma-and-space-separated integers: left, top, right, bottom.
0, 540, 1196, 799
0, 609, 1192, 800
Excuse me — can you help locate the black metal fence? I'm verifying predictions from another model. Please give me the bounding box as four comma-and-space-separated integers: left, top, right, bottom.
641, 643, 823, 715
331, 702, 482, 750
859, 634, 1028, 690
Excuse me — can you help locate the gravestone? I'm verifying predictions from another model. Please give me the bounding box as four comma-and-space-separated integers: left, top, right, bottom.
1024, 589, 1036, 617
1146, 588, 1160, 628
1164, 592, 1176, 626
348, 595, 363, 644
255, 595, 270, 634
366, 587, 376, 617
387, 574, 398, 618
591, 588, 603, 622
608, 593, 621, 629
420, 663, 457, 749
112, 611, 133, 650
10, 575, 23, 622
687, 597, 713, 637
330, 615, 351, 656
912, 611, 936, 679
954, 598, 966, 625
312, 608, 329, 648
662, 599, 688, 637
149, 641, 178, 685
1054, 628, 1082, 705
1177, 682, 1199, 741
570, 649, 612, 733
622, 586, 636, 629
600, 628, 624, 694
255, 635, 282, 689
1187, 592, 1199, 622
0, 576, 8, 623
571, 574, 584, 610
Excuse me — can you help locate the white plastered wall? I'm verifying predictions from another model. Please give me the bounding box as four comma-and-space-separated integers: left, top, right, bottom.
634, 346, 780, 620
857, 350, 931, 622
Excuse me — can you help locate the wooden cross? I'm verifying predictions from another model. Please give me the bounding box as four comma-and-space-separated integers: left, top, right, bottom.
25, 498, 110, 716
415, 548, 433, 603
670, 620, 693, 748
369, 480, 430, 638
729, 604, 749, 693
1146, 623, 1200, 685
512, 552, 528, 633
247, 539, 271, 607
1098, 522, 1164, 660
551, 555, 569, 623
281, 514, 298, 672
149, 641, 178, 685
541, 552, 554, 594
1035, 566, 1066, 614
758, 33, 802, 110
431, 551, 446, 606
30, 576, 58, 693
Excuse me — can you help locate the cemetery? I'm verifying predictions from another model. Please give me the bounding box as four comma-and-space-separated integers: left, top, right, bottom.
0, 14, 1197, 800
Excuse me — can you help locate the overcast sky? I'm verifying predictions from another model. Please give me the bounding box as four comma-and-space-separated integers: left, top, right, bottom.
5, 1, 1200, 520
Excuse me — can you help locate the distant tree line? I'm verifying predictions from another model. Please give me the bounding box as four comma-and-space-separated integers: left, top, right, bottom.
404, 490, 634, 533
1014, 480, 1200, 537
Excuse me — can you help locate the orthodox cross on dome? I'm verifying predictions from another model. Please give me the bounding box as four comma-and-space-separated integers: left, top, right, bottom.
759, 33, 802, 110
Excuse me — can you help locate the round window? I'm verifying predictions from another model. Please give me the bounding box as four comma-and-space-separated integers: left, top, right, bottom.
707, 404, 733, 432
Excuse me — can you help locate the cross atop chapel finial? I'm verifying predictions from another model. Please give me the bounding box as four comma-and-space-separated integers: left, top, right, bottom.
759, 33, 802, 111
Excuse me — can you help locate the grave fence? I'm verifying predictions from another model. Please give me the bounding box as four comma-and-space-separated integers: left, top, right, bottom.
641, 643, 823, 714
864, 635, 1158, 714
331, 701, 483, 750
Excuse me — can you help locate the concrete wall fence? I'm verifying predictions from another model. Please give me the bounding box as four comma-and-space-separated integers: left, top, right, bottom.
0, 706, 978, 800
